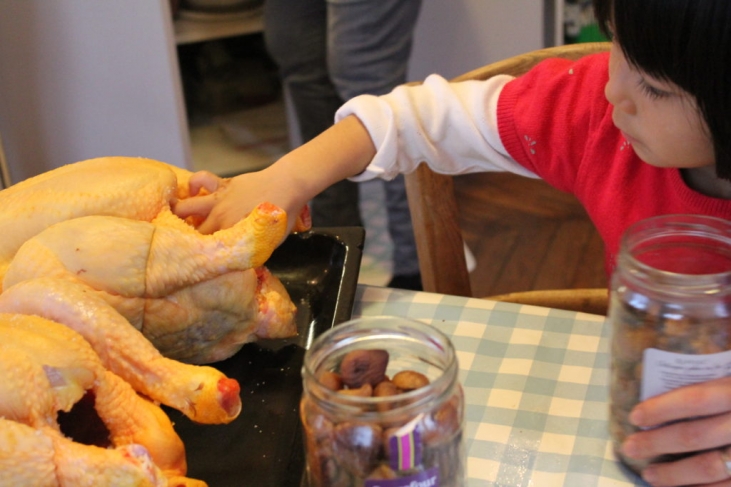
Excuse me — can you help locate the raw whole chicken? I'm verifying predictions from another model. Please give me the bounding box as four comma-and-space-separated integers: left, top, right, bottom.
0, 278, 240, 486
0, 156, 300, 361
4, 205, 297, 364
0, 156, 309, 486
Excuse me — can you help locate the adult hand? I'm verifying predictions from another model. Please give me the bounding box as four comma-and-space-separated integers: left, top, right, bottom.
621, 376, 731, 486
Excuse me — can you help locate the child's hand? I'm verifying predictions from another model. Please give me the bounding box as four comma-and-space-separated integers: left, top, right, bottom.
173, 169, 310, 236
620, 376, 731, 486
173, 115, 375, 235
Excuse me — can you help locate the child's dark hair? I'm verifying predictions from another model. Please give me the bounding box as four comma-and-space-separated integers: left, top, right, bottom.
594, 0, 731, 179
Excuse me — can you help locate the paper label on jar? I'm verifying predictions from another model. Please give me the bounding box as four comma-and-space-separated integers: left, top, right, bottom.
364, 467, 439, 487
641, 348, 731, 401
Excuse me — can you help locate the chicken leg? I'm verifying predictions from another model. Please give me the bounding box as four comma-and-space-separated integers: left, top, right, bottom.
0, 278, 242, 425
0, 313, 187, 476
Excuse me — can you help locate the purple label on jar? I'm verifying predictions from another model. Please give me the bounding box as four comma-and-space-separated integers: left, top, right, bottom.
364, 467, 439, 487
387, 413, 424, 471
388, 423, 422, 471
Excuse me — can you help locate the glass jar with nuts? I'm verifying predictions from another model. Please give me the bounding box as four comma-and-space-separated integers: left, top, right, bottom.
300, 316, 465, 487
609, 214, 731, 474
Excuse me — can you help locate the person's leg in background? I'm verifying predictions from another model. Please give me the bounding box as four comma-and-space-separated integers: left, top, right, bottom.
263, 0, 362, 228
327, 0, 423, 289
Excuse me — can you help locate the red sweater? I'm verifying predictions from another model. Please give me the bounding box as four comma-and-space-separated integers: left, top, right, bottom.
497, 53, 731, 274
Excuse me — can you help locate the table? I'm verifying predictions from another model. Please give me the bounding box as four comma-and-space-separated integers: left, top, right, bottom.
352, 285, 648, 487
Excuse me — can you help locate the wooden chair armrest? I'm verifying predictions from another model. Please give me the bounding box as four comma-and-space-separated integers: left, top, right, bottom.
487, 288, 609, 316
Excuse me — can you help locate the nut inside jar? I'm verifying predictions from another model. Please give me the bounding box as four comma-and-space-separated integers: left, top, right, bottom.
609, 294, 731, 473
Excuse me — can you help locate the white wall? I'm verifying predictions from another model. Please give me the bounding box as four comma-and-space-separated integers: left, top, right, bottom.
408, 0, 548, 81
0, 0, 191, 184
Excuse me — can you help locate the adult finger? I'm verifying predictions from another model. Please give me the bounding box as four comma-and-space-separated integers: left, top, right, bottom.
624, 412, 731, 460
631, 378, 731, 429
639, 448, 731, 487
699, 479, 731, 487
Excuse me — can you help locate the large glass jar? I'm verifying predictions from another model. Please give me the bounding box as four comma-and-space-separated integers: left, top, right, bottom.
609, 214, 731, 473
300, 316, 465, 487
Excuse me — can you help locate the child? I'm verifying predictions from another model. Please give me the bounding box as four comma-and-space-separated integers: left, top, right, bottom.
174, 0, 731, 484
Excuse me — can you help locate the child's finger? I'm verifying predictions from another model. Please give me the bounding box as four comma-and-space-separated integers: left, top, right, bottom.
291, 205, 312, 232
172, 194, 216, 221
188, 171, 224, 196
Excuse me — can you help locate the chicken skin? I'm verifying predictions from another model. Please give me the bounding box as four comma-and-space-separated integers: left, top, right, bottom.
0, 157, 299, 363
0, 277, 243, 425
0, 157, 191, 284
0, 313, 208, 486
0, 156, 305, 484
3, 203, 297, 363
0, 418, 172, 487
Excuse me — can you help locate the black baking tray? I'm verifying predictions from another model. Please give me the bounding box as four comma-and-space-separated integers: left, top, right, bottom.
164, 227, 365, 487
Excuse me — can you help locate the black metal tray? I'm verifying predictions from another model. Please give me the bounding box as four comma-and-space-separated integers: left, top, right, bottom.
165, 227, 365, 487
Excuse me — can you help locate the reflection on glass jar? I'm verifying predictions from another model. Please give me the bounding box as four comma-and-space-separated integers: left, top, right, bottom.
300, 316, 465, 487
608, 214, 731, 474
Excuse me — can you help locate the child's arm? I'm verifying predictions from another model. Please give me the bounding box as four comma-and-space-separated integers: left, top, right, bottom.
174, 115, 375, 235
175, 74, 529, 234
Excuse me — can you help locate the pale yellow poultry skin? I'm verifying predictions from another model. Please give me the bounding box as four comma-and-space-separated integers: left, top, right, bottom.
0, 418, 171, 487
0, 157, 187, 282
0, 313, 195, 484
0, 157, 304, 486
4, 206, 297, 363
0, 157, 298, 363
0, 277, 246, 425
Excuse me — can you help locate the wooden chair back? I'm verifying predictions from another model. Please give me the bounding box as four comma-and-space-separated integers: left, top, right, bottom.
404, 42, 611, 313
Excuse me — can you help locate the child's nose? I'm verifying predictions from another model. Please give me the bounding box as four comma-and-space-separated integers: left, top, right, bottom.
604, 77, 637, 116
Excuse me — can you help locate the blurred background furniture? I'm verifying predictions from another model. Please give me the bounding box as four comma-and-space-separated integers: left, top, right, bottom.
405, 42, 611, 315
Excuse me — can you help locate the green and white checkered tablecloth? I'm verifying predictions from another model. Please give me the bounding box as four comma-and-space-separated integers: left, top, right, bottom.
353, 285, 649, 487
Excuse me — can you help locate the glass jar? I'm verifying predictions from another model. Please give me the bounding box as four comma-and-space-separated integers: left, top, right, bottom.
300, 316, 465, 487
608, 214, 731, 473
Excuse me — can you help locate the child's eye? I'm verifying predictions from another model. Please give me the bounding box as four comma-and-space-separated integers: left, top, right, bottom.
638, 78, 671, 100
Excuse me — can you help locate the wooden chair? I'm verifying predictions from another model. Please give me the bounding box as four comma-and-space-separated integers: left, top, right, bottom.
404, 42, 611, 315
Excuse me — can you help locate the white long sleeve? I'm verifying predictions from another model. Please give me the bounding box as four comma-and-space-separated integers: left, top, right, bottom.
335, 74, 538, 182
